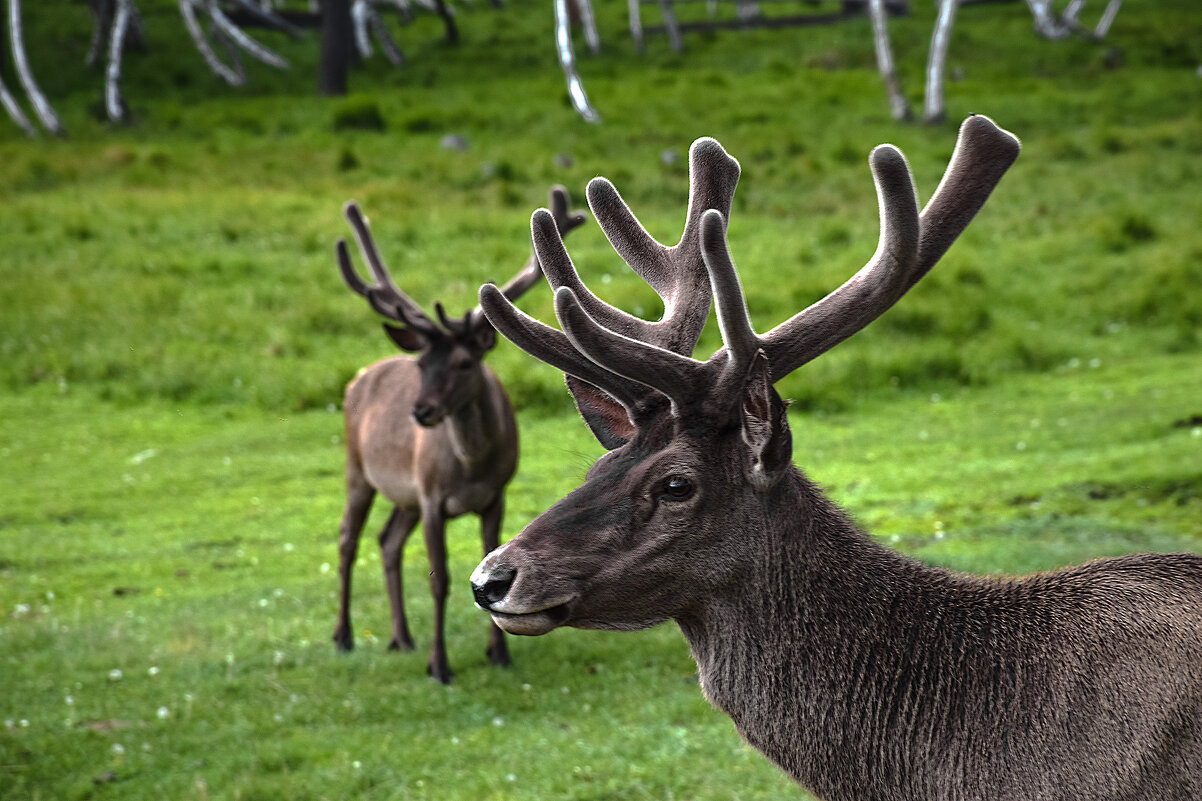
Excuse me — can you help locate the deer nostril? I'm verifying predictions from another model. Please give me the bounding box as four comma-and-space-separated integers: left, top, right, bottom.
471, 564, 516, 609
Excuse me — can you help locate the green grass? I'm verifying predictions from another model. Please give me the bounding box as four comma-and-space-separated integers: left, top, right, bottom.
2, 355, 1199, 800
2, 0, 1201, 798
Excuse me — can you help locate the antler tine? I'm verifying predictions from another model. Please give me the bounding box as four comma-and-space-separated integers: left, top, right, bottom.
341, 201, 437, 332
336, 238, 373, 298
435, 302, 472, 337
478, 283, 646, 413
698, 209, 759, 369
550, 184, 590, 241
916, 114, 1023, 273
554, 288, 704, 417
469, 185, 588, 330
755, 115, 1019, 382
540, 138, 741, 356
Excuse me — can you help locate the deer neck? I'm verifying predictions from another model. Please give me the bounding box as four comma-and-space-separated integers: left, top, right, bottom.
443, 374, 509, 469
676, 468, 942, 795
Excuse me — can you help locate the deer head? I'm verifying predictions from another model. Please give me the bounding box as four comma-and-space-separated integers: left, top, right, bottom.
337, 187, 586, 427
470, 115, 1021, 635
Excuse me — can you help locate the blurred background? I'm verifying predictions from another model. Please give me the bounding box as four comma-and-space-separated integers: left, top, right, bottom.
1, 1, 1199, 798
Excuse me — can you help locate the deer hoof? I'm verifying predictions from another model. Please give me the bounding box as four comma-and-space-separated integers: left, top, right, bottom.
427, 662, 454, 685
388, 636, 415, 652
333, 630, 354, 653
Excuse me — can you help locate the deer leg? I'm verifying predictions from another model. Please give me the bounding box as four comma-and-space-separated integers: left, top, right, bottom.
334, 479, 376, 652
480, 495, 511, 668
421, 507, 453, 683
379, 506, 419, 651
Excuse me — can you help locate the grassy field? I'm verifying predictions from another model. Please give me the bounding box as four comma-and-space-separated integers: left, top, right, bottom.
2, 0, 1201, 798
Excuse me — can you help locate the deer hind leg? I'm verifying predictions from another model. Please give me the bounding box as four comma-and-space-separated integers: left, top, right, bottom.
421, 507, 453, 684
334, 479, 376, 652
480, 494, 511, 668
379, 506, 420, 651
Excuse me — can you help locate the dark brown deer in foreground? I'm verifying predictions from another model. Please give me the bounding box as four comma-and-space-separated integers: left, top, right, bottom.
470, 116, 1202, 798
333, 188, 585, 683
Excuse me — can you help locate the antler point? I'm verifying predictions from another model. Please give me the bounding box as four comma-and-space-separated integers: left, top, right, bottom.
700, 208, 726, 230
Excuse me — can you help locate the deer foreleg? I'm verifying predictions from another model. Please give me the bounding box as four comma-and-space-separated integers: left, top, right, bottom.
480, 495, 511, 667
379, 506, 419, 651
422, 507, 453, 683
333, 481, 376, 652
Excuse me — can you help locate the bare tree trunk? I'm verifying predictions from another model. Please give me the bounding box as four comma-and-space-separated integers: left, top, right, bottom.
553, 0, 600, 122
627, 0, 644, 52
1026, 0, 1070, 38
320, 0, 353, 95
104, 0, 133, 121
7, 0, 63, 134
573, 0, 600, 56
1062, 0, 1087, 30
181, 0, 245, 85
867, 0, 911, 121
430, 0, 458, 44
0, 74, 36, 137
1094, 0, 1120, 38
657, 0, 683, 52
363, 2, 406, 64
86, 0, 115, 67
923, 0, 958, 124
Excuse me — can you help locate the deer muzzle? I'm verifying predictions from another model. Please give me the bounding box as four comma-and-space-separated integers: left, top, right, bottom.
411, 404, 443, 427
470, 546, 574, 636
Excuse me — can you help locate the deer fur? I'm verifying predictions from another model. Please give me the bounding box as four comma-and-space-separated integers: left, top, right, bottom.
469, 117, 1202, 797
332, 190, 584, 683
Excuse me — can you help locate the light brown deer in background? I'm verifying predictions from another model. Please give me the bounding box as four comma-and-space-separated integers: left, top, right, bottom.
333, 188, 585, 683
470, 117, 1202, 797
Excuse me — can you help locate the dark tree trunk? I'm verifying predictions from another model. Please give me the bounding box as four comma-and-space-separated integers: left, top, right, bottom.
320, 0, 354, 96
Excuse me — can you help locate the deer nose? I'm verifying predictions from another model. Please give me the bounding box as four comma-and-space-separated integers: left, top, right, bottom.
471, 564, 516, 610
412, 405, 439, 427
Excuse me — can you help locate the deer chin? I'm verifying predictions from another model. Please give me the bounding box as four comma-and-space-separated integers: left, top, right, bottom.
412, 409, 445, 428
488, 601, 573, 636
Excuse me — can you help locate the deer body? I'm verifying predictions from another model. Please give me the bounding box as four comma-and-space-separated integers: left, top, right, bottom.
333, 189, 585, 683
337, 354, 516, 682
470, 118, 1202, 795
683, 471, 1202, 800
345, 357, 516, 518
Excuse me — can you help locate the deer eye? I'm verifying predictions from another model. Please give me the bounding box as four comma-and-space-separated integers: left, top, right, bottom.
661, 475, 694, 501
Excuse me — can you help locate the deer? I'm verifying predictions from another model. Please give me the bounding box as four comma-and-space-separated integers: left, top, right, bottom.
469, 115, 1202, 799
333, 187, 586, 684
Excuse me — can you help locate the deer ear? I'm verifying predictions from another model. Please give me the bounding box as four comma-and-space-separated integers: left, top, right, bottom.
383, 323, 425, 353
566, 375, 635, 450
741, 351, 792, 488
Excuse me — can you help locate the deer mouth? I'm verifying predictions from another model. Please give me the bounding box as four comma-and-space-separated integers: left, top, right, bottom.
412, 407, 444, 427
488, 601, 573, 636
